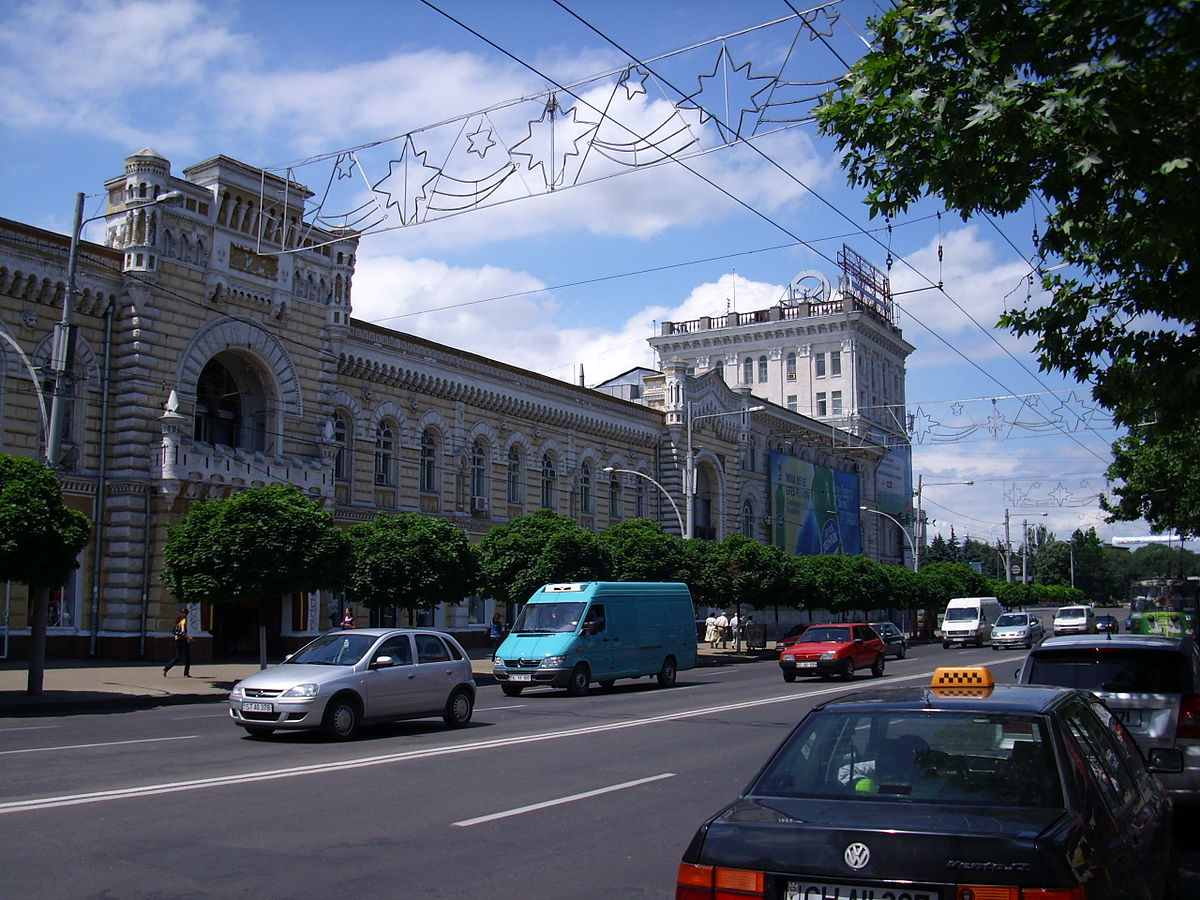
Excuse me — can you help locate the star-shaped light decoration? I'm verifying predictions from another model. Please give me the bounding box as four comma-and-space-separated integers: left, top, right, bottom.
950, 401, 965, 416
675, 44, 779, 144
800, 5, 840, 40
334, 152, 357, 180
371, 136, 443, 225
510, 93, 599, 191
618, 66, 649, 100
1048, 482, 1075, 507
466, 122, 496, 158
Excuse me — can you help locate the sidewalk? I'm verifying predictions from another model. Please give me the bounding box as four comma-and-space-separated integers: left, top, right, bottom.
0, 644, 774, 717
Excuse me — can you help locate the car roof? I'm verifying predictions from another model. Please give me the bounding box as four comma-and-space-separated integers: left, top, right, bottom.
325, 627, 453, 639
812, 683, 1081, 716
1035, 633, 1192, 651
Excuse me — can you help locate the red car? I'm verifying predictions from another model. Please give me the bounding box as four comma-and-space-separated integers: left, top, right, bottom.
778, 623, 886, 682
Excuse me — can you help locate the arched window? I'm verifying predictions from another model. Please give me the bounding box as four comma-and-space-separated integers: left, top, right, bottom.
714, 361, 724, 382
507, 447, 523, 504
540, 454, 557, 510
374, 421, 394, 486
470, 438, 488, 501
741, 500, 756, 538
333, 413, 349, 481
634, 479, 646, 519
786, 352, 797, 381
420, 428, 438, 493
194, 358, 242, 447
758, 355, 768, 383
742, 357, 754, 384
609, 475, 621, 520
579, 462, 592, 515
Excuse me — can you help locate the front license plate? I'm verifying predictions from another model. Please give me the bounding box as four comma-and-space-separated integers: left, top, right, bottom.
241, 702, 273, 713
509, 674, 532, 682
797, 661, 817, 669
785, 881, 935, 900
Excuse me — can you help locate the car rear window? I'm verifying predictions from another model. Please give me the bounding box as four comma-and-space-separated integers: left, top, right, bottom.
753, 711, 1062, 808
1026, 648, 1192, 694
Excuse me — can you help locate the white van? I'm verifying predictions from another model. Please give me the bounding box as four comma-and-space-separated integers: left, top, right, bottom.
941, 596, 1004, 648
1052, 605, 1096, 636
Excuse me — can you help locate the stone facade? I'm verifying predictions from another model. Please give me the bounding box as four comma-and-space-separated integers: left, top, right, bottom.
0, 150, 890, 663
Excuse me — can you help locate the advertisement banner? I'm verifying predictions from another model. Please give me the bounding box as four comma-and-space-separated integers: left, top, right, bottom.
874, 442, 913, 521
771, 452, 861, 556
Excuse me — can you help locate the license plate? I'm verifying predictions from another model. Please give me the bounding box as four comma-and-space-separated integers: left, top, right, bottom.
509, 674, 532, 682
241, 702, 273, 713
1115, 708, 1143, 728
797, 661, 817, 669
785, 880, 935, 900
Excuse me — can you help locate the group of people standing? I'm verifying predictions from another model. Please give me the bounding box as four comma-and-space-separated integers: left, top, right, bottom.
704, 611, 753, 649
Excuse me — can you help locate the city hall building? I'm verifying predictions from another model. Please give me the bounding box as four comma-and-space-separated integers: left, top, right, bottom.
0, 149, 911, 663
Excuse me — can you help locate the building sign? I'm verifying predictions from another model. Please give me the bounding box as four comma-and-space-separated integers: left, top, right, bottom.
771, 452, 861, 556
229, 243, 279, 281
874, 441, 912, 522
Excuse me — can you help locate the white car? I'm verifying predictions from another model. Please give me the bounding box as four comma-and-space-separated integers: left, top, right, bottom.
991, 611, 1046, 649
229, 628, 476, 740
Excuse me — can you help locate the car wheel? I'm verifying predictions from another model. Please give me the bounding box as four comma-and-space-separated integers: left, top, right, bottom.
243, 726, 274, 739
566, 663, 590, 696
322, 695, 360, 741
598, 679, 616, 690
782, 670, 797, 683
896, 644, 906, 659
841, 658, 855, 680
656, 656, 677, 688
942, 641, 951, 649
501, 683, 524, 697
443, 688, 474, 728
871, 655, 885, 678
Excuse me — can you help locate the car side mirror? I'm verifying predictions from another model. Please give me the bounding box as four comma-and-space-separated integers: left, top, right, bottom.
370, 655, 395, 669
282, 653, 293, 663
1148, 748, 1185, 774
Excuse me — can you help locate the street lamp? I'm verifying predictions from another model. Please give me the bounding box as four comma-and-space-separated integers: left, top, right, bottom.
47, 190, 183, 469
1022, 513, 1048, 585
602, 467, 684, 536
913, 476, 973, 570
860, 505, 917, 572
685, 402, 764, 539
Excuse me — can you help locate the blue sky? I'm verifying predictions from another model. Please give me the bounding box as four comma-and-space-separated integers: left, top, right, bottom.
0, 0, 1156, 557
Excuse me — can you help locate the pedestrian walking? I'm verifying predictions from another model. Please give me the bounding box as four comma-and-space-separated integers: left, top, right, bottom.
730, 612, 741, 649
704, 612, 719, 646
163, 606, 191, 677
489, 613, 506, 653
715, 611, 729, 649
340, 606, 356, 629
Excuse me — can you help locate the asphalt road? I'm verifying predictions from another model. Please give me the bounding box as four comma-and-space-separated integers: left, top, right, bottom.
0, 641, 1195, 899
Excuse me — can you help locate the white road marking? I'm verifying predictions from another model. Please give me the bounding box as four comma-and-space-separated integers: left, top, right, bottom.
0, 735, 198, 756
476, 705, 526, 712
0, 660, 1024, 815
0, 725, 61, 733
453, 773, 675, 827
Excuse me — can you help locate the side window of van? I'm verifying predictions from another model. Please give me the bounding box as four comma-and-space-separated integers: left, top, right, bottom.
584, 604, 606, 635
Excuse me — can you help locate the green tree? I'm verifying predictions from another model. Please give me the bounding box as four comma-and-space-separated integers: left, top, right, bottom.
474, 509, 611, 607
597, 518, 685, 582
802, 553, 892, 619
0, 454, 91, 694
161, 484, 351, 669
346, 513, 477, 623
1103, 423, 1200, 537
815, 0, 1200, 531
688, 535, 791, 640
920, 562, 992, 608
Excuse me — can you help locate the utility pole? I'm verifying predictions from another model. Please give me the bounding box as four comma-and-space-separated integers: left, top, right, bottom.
1004, 508, 1012, 582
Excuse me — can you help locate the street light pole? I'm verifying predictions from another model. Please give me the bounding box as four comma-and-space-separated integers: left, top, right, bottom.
602, 467, 684, 536
912, 475, 973, 572
684, 402, 764, 539
860, 505, 917, 571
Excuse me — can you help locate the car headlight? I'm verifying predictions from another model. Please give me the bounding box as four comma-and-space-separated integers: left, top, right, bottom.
820, 651, 837, 660
229, 683, 242, 699
280, 683, 319, 698
540, 655, 567, 668
493, 654, 505, 666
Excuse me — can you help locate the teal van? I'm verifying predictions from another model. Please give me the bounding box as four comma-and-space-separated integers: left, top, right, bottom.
492, 582, 697, 696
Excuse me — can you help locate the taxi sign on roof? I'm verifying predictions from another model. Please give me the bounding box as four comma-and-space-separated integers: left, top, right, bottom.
930, 665, 994, 698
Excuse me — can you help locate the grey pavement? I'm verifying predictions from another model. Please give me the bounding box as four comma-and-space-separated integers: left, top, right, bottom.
0, 643, 774, 717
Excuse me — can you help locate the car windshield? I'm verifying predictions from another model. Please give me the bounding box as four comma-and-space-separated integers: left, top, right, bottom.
1057, 609, 1086, 620
1026, 648, 1191, 693
996, 613, 1028, 627
870, 623, 894, 635
799, 627, 851, 643
753, 710, 1062, 809
512, 601, 587, 634
288, 632, 376, 666
944, 607, 978, 621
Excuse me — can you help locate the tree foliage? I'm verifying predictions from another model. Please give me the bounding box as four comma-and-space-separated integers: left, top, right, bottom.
474, 509, 611, 606
686, 534, 791, 612
346, 512, 477, 613
161, 484, 351, 607
596, 518, 686, 582
816, 0, 1200, 532
1102, 423, 1200, 537
0, 454, 91, 589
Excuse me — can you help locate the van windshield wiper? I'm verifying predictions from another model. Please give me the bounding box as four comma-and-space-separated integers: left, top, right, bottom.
514, 629, 554, 634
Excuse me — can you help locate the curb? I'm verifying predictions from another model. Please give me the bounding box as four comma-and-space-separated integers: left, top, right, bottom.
0, 691, 230, 718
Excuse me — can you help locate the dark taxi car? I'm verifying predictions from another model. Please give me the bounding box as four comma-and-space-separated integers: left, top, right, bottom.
778, 623, 886, 682
677, 666, 1180, 900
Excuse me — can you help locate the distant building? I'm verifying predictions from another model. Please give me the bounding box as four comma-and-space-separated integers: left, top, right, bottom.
0, 149, 902, 663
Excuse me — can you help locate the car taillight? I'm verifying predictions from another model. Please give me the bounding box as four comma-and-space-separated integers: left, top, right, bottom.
1178, 693, 1200, 739
956, 887, 1086, 899
676, 863, 764, 899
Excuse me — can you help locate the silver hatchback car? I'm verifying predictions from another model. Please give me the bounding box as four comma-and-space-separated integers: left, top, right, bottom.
229, 628, 476, 740
1018, 633, 1200, 804
991, 610, 1046, 649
